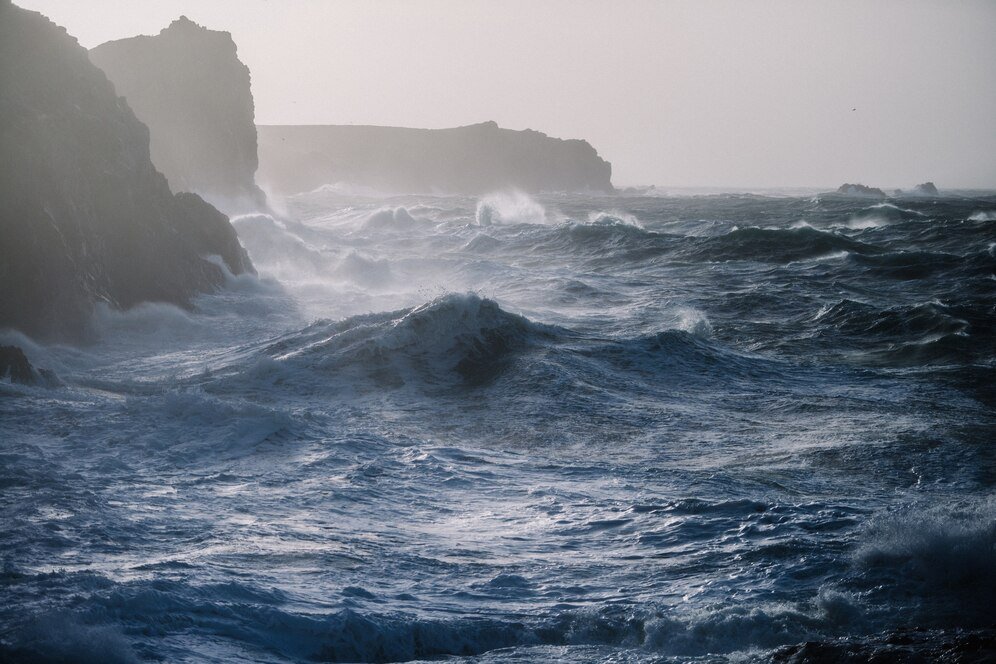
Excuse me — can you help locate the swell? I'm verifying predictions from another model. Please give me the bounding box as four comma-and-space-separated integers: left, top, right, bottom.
488, 219, 675, 265
679, 226, 881, 263
253, 293, 558, 389
0, 570, 871, 663
851, 498, 996, 627
217, 293, 785, 397
847, 247, 995, 281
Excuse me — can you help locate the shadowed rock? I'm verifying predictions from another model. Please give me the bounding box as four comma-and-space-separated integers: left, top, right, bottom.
90, 16, 267, 214
0, 3, 253, 341
0, 346, 35, 384
836, 183, 887, 198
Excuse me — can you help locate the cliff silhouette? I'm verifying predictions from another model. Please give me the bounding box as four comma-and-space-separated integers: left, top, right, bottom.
0, 3, 253, 340
257, 121, 614, 195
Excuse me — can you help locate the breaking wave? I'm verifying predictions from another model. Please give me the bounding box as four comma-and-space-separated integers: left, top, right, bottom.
259, 293, 555, 388
854, 498, 996, 625
476, 191, 550, 226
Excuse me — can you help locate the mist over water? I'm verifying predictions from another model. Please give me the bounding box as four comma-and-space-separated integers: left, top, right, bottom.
3, 187, 995, 662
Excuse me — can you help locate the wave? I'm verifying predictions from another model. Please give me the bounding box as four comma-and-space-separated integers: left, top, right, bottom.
0, 611, 137, 664
854, 498, 996, 625
773, 627, 996, 663
585, 210, 643, 228
361, 206, 426, 232
867, 202, 926, 216
332, 251, 395, 288
847, 248, 995, 280
476, 190, 550, 226
968, 210, 996, 221
835, 203, 927, 231
304, 181, 395, 198
224, 294, 767, 399
520, 222, 672, 264
815, 300, 969, 340
259, 293, 556, 388
0, 569, 865, 663
811, 299, 994, 366
231, 213, 328, 274
681, 226, 881, 263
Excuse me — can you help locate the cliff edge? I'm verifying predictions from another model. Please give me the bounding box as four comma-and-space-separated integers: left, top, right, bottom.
256, 121, 614, 196
90, 16, 267, 213
0, 3, 253, 340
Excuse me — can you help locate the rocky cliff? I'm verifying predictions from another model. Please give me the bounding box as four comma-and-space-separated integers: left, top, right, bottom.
90, 16, 266, 213
256, 121, 614, 195
0, 3, 253, 341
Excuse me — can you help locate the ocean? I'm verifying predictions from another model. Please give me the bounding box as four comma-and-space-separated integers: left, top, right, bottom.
2, 189, 994, 662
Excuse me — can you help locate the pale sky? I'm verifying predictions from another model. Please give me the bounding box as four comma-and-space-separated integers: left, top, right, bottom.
18, 0, 996, 188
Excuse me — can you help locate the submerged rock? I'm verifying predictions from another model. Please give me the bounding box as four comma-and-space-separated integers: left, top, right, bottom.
90, 16, 267, 213
256, 121, 614, 196
0, 3, 253, 341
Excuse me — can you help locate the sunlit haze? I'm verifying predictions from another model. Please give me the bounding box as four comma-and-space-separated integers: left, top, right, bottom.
18, 0, 996, 188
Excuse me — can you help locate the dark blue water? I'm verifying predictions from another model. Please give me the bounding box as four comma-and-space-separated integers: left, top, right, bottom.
2, 190, 994, 662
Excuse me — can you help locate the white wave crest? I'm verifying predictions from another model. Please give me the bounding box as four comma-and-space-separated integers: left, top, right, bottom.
476, 190, 549, 226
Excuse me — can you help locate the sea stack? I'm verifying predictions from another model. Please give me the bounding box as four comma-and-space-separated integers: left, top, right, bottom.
0, 3, 253, 341
256, 121, 615, 196
90, 16, 267, 213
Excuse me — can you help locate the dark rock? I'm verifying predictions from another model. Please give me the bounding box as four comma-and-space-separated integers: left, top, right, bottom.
0, 346, 36, 384
256, 121, 614, 196
0, 3, 254, 341
90, 16, 267, 213
836, 183, 888, 198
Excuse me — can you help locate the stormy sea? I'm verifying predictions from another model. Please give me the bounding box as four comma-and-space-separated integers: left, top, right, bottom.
2, 189, 995, 663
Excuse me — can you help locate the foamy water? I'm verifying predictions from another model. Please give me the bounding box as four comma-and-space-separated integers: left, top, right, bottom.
2, 190, 994, 662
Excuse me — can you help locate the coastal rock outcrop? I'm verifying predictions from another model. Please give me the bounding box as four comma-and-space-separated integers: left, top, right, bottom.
0, 346, 36, 384
256, 121, 614, 196
0, 3, 253, 341
893, 182, 940, 197
836, 183, 887, 198
90, 16, 267, 213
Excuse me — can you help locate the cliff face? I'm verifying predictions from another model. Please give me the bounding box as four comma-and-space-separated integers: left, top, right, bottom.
0, 3, 253, 341
90, 16, 266, 213
256, 121, 614, 196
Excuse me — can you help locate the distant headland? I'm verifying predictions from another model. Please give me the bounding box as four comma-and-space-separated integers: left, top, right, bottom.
256, 122, 614, 196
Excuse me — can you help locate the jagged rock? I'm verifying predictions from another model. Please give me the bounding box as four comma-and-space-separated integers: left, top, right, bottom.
0, 3, 254, 341
0, 346, 36, 384
836, 183, 887, 198
90, 16, 267, 213
256, 121, 614, 196
894, 182, 940, 197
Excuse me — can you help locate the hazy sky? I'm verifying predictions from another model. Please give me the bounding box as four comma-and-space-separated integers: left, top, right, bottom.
19, 0, 996, 188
